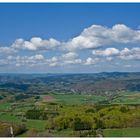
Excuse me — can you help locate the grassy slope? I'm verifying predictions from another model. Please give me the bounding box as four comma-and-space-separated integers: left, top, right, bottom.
26, 120, 46, 131
1, 92, 140, 137
103, 127, 140, 137
112, 91, 140, 104
0, 102, 11, 110
51, 94, 107, 105
0, 101, 46, 132
0, 113, 46, 130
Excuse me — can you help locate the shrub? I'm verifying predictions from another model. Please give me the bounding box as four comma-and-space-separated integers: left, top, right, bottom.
120, 106, 129, 113
0, 122, 26, 137
73, 117, 92, 131
0, 96, 3, 100
34, 96, 40, 100
26, 109, 48, 120
26, 109, 42, 119
26, 128, 39, 137
85, 108, 95, 113
95, 119, 104, 129
13, 123, 26, 136
72, 130, 96, 137
46, 119, 55, 130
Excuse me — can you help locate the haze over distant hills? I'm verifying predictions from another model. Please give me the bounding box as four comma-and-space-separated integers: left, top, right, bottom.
0, 72, 140, 95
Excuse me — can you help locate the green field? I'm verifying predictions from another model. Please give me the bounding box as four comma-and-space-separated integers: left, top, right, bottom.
104, 127, 140, 137
26, 120, 46, 130
48, 127, 140, 137
49, 94, 107, 105
1, 92, 140, 137
49, 92, 140, 105
112, 91, 140, 104
0, 112, 20, 123
0, 112, 46, 130
0, 103, 11, 110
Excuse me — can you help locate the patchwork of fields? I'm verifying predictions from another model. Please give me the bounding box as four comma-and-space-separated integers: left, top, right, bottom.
0, 91, 140, 137
112, 92, 140, 104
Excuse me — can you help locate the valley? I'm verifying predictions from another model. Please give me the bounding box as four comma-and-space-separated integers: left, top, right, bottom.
0, 72, 140, 137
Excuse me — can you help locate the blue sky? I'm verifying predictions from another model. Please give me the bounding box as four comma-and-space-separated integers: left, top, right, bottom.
0, 3, 140, 73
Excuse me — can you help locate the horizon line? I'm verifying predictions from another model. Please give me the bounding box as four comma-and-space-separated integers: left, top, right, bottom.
0, 71, 140, 74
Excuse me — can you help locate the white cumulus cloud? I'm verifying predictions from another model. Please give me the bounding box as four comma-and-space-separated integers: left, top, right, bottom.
84, 57, 99, 65
12, 37, 60, 51
0, 47, 17, 54
62, 52, 78, 60
119, 47, 140, 60
64, 24, 140, 51
92, 48, 120, 56
1, 24, 140, 70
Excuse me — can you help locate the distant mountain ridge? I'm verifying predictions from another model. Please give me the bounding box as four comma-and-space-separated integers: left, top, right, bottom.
0, 72, 140, 95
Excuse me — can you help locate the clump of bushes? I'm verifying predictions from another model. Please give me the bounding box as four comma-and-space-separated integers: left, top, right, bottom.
0, 122, 26, 137
73, 117, 93, 131
46, 115, 95, 131
15, 94, 31, 101
0, 96, 4, 100
26, 109, 48, 120
45, 104, 140, 134
34, 96, 40, 100
72, 130, 96, 137
85, 108, 95, 113
120, 105, 129, 113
